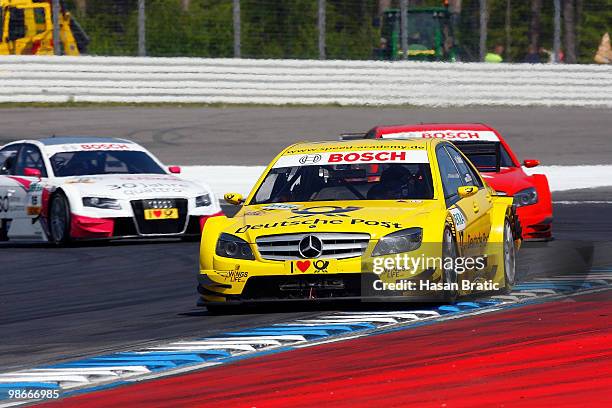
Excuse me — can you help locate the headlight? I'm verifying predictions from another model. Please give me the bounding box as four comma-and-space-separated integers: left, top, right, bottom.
82, 197, 121, 210
195, 194, 211, 207
513, 187, 538, 207
372, 227, 423, 256
216, 233, 255, 260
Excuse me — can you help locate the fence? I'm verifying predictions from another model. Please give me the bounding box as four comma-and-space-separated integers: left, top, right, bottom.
1, 55, 611, 106
52, 0, 609, 64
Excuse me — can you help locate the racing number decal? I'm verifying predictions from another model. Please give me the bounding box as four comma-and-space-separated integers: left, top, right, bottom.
0, 195, 8, 212
449, 207, 467, 231
26, 182, 44, 216
449, 207, 467, 247
108, 183, 138, 190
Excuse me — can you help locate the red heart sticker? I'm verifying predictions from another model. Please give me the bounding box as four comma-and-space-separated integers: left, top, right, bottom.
153, 210, 162, 217
296, 260, 310, 272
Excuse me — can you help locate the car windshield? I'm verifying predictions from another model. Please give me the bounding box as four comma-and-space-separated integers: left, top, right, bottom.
453, 142, 515, 172
252, 163, 434, 204
50, 150, 166, 177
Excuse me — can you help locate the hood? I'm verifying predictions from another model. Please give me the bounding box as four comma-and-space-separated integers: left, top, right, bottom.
57, 173, 208, 199
480, 167, 533, 195
228, 200, 442, 242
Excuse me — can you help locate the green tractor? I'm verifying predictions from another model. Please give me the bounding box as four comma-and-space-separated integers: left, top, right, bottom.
377, 6, 458, 61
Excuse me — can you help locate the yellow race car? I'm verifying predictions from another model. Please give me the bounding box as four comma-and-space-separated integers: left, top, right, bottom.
198, 138, 521, 312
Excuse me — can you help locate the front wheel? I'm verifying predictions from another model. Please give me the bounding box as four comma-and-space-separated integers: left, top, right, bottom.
49, 193, 71, 245
502, 219, 517, 293
442, 226, 459, 303
0, 219, 9, 241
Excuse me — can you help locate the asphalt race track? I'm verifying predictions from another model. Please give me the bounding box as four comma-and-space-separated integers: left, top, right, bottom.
1, 106, 611, 383
2, 106, 612, 165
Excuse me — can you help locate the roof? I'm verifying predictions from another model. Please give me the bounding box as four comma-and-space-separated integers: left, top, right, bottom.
38, 137, 133, 146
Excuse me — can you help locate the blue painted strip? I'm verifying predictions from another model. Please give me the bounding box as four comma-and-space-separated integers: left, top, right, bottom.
455, 302, 481, 309
438, 305, 461, 313
476, 299, 503, 306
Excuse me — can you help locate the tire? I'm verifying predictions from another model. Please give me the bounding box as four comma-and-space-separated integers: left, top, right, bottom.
49, 192, 71, 245
441, 226, 459, 303
0, 219, 8, 241
501, 219, 517, 294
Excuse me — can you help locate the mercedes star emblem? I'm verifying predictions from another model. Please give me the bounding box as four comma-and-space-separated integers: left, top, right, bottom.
298, 235, 323, 258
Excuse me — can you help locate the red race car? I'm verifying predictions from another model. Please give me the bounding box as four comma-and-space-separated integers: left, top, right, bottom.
345, 123, 552, 240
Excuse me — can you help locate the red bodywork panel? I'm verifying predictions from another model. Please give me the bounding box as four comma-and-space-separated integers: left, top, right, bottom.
371, 123, 553, 240
7, 176, 33, 190
70, 214, 114, 239
199, 211, 224, 231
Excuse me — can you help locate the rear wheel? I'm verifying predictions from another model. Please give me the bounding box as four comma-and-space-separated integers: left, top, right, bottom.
442, 226, 459, 303
502, 219, 517, 293
49, 193, 71, 245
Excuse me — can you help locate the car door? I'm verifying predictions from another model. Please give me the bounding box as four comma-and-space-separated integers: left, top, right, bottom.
444, 144, 492, 251
435, 144, 481, 258
8, 143, 48, 239
0, 144, 23, 236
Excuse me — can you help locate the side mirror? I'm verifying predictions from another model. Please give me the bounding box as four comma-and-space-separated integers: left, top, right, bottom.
523, 159, 540, 168
168, 166, 181, 174
24, 167, 42, 178
224, 192, 244, 205
458, 185, 478, 198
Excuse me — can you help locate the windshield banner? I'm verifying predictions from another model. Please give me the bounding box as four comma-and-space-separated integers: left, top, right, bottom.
273, 150, 429, 168
44, 143, 147, 156
381, 130, 499, 142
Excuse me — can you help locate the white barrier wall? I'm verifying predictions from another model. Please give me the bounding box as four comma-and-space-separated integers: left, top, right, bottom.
1, 55, 611, 107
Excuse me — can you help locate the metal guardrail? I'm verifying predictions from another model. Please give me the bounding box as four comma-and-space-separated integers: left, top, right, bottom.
0, 56, 611, 106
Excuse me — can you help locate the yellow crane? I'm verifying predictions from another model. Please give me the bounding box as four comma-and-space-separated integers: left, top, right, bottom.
0, 0, 88, 55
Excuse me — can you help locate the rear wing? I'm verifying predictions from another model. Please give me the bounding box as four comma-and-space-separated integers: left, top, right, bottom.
339, 132, 367, 141
453, 141, 501, 173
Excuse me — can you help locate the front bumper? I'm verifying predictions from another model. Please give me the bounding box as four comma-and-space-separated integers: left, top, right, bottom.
516, 204, 553, 240
69, 212, 222, 240
197, 270, 449, 304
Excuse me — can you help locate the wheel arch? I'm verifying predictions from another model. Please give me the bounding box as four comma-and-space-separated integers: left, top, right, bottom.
46, 187, 74, 243
487, 196, 521, 286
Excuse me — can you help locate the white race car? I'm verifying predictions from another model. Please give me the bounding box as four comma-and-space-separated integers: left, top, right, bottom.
0, 137, 222, 244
